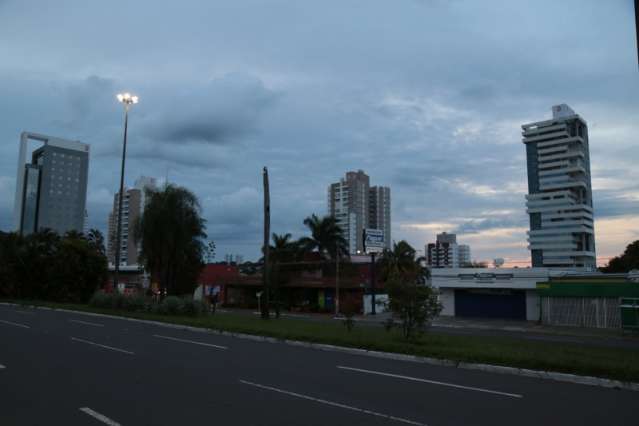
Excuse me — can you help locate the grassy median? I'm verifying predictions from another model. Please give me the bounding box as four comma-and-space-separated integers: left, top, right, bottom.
5, 300, 639, 383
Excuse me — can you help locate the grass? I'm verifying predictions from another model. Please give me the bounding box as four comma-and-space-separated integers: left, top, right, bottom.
5, 299, 639, 383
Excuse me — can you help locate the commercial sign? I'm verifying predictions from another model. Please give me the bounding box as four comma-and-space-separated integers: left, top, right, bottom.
363, 228, 385, 253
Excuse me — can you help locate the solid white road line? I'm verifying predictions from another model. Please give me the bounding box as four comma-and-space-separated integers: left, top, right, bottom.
69, 319, 104, 327
79, 407, 122, 426
337, 366, 523, 399
153, 334, 228, 350
70, 337, 134, 355
0, 319, 30, 329
239, 379, 427, 426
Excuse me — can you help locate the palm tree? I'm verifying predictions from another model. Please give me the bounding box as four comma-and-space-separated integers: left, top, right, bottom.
270, 233, 302, 263
134, 184, 207, 297
298, 214, 348, 260
379, 240, 427, 283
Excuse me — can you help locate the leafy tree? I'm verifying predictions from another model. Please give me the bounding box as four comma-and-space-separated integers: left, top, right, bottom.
134, 184, 206, 297
298, 214, 348, 260
380, 240, 441, 340
0, 230, 106, 302
601, 240, 639, 273
48, 233, 108, 302
0, 232, 23, 298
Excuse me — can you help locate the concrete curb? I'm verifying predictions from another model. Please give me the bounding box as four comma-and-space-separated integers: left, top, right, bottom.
3, 302, 639, 392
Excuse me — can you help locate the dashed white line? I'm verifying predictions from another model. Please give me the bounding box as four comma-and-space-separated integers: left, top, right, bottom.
70, 337, 134, 355
79, 407, 122, 426
153, 334, 228, 350
337, 366, 523, 398
239, 379, 427, 426
0, 319, 30, 329
69, 319, 104, 327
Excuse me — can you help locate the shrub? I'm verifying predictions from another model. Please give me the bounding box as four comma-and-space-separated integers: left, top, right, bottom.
89, 292, 110, 308
181, 299, 205, 316
121, 295, 146, 312
161, 296, 183, 315
341, 296, 358, 332
110, 293, 127, 310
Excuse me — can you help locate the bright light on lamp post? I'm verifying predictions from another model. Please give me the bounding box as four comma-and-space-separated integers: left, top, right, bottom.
117, 92, 139, 106
113, 92, 139, 291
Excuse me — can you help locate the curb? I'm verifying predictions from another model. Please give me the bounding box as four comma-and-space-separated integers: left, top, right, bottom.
3, 302, 639, 392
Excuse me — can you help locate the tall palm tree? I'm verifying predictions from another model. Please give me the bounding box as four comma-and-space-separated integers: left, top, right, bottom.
298, 214, 348, 260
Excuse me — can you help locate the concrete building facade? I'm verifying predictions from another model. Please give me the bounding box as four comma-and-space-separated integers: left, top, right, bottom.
431, 267, 549, 321
107, 176, 157, 266
368, 186, 391, 250
14, 132, 89, 235
328, 170, 391, 254
522, 104, 596, 269
426, 232, 471, 268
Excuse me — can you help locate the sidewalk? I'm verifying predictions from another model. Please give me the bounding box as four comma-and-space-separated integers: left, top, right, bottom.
217, 307, 639, 349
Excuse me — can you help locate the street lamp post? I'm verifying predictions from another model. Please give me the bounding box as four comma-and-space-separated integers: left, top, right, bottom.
113, 92, 139, 290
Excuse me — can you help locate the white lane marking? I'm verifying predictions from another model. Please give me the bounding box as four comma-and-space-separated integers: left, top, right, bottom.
153, 334, 228, 350
70, 337, 134, 355
14, 310, 35, 315
79, 407, 122, 426
0, 319, 30, 329
337, 366, 523, 399
0, 364, 5, 369
69, 319, 104, 327
239, 379, 427, 426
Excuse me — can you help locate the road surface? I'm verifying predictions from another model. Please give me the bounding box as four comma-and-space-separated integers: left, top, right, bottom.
0, 304, 636, 425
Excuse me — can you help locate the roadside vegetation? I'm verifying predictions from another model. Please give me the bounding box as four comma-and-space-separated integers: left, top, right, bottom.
0, 229, 108, 303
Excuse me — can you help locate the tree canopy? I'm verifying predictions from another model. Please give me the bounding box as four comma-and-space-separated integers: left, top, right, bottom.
601, 240, 639, 273
134, 184, 207, 296
0, 229, 108, 303
379, 240, 440, 339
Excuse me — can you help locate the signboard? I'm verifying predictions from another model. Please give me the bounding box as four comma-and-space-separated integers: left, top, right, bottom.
363, 228, 385, 253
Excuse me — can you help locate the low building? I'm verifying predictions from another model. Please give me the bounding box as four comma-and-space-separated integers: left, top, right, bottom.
431, 267, 551, 321
536, 272, 639, 329
195, 257, 382, 313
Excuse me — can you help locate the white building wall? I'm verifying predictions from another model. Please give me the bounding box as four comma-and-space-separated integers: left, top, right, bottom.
525, 290, 540, 321
431, 268, 559, 321
438, 288, 455, 316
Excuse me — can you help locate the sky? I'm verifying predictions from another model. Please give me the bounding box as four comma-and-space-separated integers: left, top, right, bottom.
0, 0, 637, 266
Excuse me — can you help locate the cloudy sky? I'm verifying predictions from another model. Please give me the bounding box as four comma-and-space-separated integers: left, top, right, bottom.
1, 0, 637, 265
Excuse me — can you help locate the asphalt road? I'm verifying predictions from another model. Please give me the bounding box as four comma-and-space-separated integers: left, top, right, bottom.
0, 304, 637, 426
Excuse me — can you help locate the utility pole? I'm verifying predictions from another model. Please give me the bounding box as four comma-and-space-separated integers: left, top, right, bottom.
370, 252, 377, 315
261, 166, 270, 319
335, 241, 340, 316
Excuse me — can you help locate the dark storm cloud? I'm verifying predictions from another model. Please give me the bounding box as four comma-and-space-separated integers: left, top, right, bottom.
146, 74, 278, 145
454, 216, 528, 235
